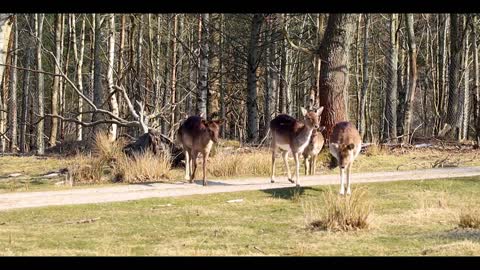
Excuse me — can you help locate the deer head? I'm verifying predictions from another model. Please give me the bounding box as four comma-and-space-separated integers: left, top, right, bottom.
300, 106, 324, 130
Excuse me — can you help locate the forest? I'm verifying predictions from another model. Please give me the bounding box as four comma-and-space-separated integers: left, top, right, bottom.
0, 13, 479, 155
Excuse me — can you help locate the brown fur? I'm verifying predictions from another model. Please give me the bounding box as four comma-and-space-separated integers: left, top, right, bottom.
329, 121, 362, 195
177, 115, 224, 186
303, 127, 325, 175
270, 107, 324, 186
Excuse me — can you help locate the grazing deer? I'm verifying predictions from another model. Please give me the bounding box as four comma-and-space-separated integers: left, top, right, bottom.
270, 107, 324, 187
303, 126, 325, 175
176, 115, 224, 186
329, 122, 362, 195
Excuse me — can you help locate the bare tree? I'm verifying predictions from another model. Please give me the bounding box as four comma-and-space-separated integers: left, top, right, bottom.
107, 14, 119, 141
358, 14, 370, 140
49, 14, 62, 147
440, 14, 463, 139
7, 15, 17, 152
72, 14, 86, 141
35, 13, 45, 154
402, 14, 418, 144
196, 14, 209, 117
384, 14, 399, 142
246, 14, 263, 142
20, 15, 34, 152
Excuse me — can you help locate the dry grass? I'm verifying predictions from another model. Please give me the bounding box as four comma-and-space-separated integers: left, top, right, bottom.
207, 150, 271, 178
66, 154, 108, 184
92, 132, 125, 164
305, 187, 372, 232
114, 151, 172, 183
459, 208, 480, 229
67, 132, 173, 184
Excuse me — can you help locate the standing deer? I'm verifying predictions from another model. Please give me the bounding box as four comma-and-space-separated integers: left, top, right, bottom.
303, 126, 325, 175
329, 121, 362, 195
270, 107, 324, 187
176, 115, 224, 186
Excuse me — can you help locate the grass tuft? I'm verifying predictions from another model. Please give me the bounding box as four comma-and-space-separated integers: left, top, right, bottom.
305, 187, 372, 232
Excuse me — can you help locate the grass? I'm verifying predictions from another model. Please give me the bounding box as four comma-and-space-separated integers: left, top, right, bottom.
306, 187, 372, 232
114, 151, 173, 183
459, 208, 480, 229
1, 177, 480, 255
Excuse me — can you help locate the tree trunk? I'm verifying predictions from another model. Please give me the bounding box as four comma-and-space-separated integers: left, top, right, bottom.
169, 14, 178, 138
7, 15, 17, 152
0, 14, 12, 153
0, 14, 12, 82
35, 14, 45, 155
246, 14, 263, 142
402, 14, 418, 144
73, 14, 86, 141
196, 14, 209, 117
319, 14, 356, 138
49, 14, 62, 147
20, 15, 33, 153
107, 14, 119, 141
473, 16, 480, 146
384, 14, 399, 142
441, 14, 462, 139
461, 17, 470, 141
359, 14, 369, 141
208, 13, 221, 119
92, 14, 104, 136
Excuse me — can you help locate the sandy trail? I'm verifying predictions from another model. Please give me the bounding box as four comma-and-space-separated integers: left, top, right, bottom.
0, 166, 479, 211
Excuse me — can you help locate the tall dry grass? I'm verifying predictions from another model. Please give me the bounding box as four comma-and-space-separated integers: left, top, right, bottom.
459, 208, 480, 229
207, 150, 272, 178
68, 132, 172, 184
303, 187, 372, 232
114, 151, 172, 183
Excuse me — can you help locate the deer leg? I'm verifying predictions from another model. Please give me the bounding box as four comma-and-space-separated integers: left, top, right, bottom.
184, 150, 190, 181
293, 152, 300, 187
346, 163, 352, 195
339, 167, 345, 195
304, 156, 310, 176
282, 151, 293, 183
271, 148, 277, 183
191, 151, 199, 183
312, 155, 317, 175
202, 151, 210, 186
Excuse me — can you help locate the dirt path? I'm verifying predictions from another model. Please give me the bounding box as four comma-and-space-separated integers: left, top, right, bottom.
1, 166, 479, 211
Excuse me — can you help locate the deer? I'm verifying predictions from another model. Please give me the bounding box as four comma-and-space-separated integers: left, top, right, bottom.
176, 115, 224, 186
269, 106, 324, 187
329, 121, 362, 195
303, 126, 325, 176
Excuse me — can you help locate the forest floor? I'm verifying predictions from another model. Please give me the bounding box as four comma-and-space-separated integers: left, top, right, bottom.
1, 175, 480, 255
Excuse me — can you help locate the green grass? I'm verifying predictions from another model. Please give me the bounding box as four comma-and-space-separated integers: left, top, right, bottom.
1, 177, 480, 255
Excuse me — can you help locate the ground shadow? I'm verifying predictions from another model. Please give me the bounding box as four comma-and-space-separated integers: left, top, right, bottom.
434, 228, 480, 242
261, 185, 321, 200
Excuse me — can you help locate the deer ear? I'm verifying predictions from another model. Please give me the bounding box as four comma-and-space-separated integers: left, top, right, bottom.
318, 126, 326, 132
300, 107, 308, 116
347, 143, 355, 150
316, 106, 324, 116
